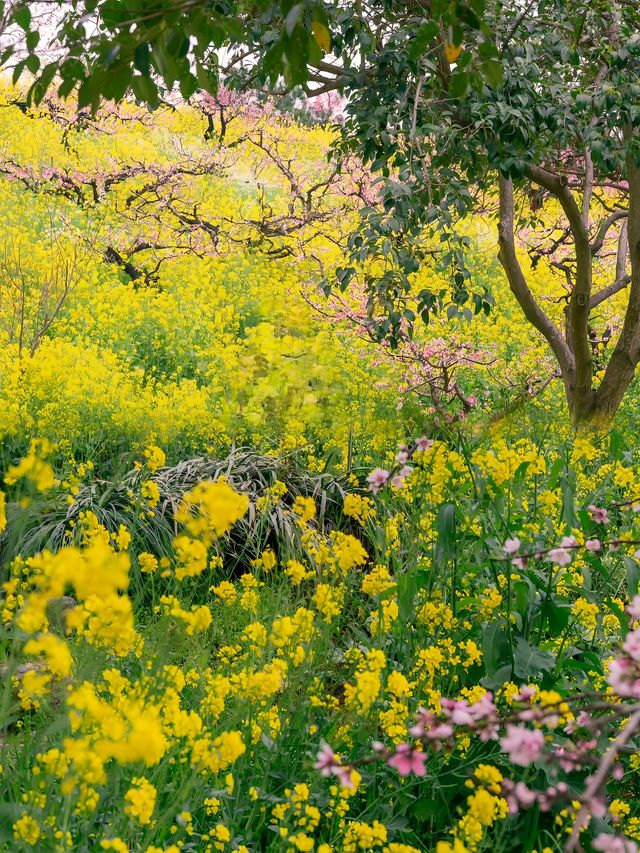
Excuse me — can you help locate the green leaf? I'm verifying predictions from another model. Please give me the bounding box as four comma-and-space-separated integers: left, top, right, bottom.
411, 798, 440, 820
481, 57, 503, 86
25, 54, 40, 74
434, 502, 456, 566
624, 555, 640, 598
561, 476, 575, 527
284, 4, 303, 37
102, 65, 133, 102
77, 75, 102, 111
546, 458, 565, 488
11, 58, 27, 85
307, 31, 322, 66
152, 44, 175, 84
60, 58, 85, 82
482, 619, 510, 676
100, 0, 130, 27
547, 601, 571, 633
449, 71, 469, 99
12, 4, 31, 30
28, 62, 58, 105
195, 62, 218, 94
408, 21, 439, 60
58, 77, 78, 99
131, 75, 159, 108
513, 638, 555, 679
580, 650, 604, 673
514, 580, 532, 616
165, 29, 190, 59
179, 72, 198, 100
283, 25, 309, 85
482, 663, 513, 691
134, 43, 151, 77
606, 596, 629, 638
397, 573, 416, 620
262, 41, 285, 84
609, 429, 625, 460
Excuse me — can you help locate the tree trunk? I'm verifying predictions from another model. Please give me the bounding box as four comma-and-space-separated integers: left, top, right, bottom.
497, 152, 640, 430
587, 129, 640, 427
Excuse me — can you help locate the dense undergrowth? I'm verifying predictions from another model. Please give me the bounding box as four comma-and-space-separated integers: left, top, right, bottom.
2, 433, 640, 853
0, 87, 639, 853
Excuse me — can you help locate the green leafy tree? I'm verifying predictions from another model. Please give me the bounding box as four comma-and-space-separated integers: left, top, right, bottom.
4, 0, 640, 424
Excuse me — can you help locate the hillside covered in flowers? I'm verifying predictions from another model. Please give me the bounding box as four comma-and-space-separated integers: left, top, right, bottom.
0, 85, 640, 853
1, 83, 635, 468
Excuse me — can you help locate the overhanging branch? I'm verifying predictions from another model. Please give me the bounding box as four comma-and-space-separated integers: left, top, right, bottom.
589, 274, 631, 309
591, 209, 628, 256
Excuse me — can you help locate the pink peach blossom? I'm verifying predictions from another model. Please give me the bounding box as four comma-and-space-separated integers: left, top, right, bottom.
623, 628, 640, 662
593, 834, 638, 853
387, 743, 427, 777
589, 505, 610, 524
500, 724, 545, 766
367, 468, 389, 493
503, 537, 521, 554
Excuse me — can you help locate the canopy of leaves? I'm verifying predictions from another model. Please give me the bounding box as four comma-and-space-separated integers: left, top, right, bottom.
334, 0, 640, 341
2, 1, 494, 108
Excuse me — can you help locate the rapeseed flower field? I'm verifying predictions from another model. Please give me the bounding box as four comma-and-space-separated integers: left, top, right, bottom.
0, 85, 639, 853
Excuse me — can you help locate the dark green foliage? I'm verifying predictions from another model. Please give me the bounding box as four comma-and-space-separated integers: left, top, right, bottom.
1, 447, 358, 569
